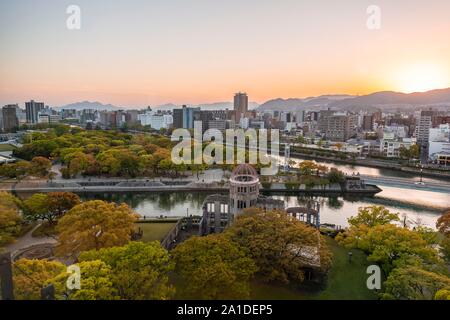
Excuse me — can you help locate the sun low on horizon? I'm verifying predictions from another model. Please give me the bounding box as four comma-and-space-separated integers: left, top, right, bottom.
393, 63, 450, 94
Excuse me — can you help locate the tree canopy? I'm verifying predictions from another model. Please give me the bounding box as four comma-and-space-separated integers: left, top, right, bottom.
13, 259, 66, 300
23, 192, 80, 224
172, 234, 257, 300
79, 241, 174, 300
55, 200, 139, 257
337, 205, 450, 300
348, 205, 400, 228
0, 192, 23, 245
225, 208, 332, 284
51, 260, 119, 300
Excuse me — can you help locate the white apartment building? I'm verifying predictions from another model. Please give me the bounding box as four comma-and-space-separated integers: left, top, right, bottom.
380, 131, 415, 158
428, 124, 450, 165
139, 111, 173, 130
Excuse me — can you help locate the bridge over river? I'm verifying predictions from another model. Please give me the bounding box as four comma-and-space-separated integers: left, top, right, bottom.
360, 174, 450, 194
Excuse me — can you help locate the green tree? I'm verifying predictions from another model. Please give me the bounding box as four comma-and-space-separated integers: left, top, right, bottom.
56, 200, 138, 257
79, 241, 174, 300
47, 192, 81, 220
326, 168, 345, 183
13, 259, 66, 300
172, 234, 257, 299
348, 206, 400, 228
51, 260, 119, 300
441, 237, 450, 263
435, 288, 450, 300
337, 224, 438, 274
382, 266, 450, 300
23, 193, 51, 222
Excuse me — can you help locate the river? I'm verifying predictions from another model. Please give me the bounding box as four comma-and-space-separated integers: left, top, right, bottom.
79, 185, 448, 229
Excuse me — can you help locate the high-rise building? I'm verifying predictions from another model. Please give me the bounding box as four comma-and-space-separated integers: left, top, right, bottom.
173, 108, 183, 129
25, 100, 44, 124
2, 105, 19, 132
417, 110, 435, 146
234, 92, 248, 123
319, 110, 357, 141
362, 114, 374, 131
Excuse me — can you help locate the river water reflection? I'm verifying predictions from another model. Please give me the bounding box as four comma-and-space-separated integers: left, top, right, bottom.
80, 186, 449, 229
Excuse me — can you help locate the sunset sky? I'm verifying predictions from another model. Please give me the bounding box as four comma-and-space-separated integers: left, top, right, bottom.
1, 0, 450, 107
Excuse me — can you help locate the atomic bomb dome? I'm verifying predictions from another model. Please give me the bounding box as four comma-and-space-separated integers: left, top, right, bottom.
230, 164, 259, 184
201, 164, 284, 235
230, 164, 260, 215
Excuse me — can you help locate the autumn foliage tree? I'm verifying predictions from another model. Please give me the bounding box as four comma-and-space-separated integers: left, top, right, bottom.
437, 210, 450, 262
225, 208, 332, 284
13, 259, 66, 300
0, 192, 23, 245
55, 200, 139, 257
29, 156, 52, 178
437, 210, 450, 237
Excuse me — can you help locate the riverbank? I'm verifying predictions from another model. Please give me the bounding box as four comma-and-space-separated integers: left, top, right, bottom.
286, 149, 450, 180
0, 179, 382, 196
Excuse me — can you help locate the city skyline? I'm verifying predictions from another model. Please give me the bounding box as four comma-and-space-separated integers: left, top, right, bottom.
2, 0, 450, 107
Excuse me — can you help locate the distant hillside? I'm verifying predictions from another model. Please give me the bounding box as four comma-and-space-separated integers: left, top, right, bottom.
57, 101, 120, 111
258, 95, 354, 112
257, 88, 450, 112
58, 101, 259, 112
153, 102, 259, 111
330, 88, 450, 109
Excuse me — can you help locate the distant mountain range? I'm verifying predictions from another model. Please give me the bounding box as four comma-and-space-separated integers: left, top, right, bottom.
257, 88, 450, 112
56, 88, 450, 113
55, 101, 120, 111
152, 102, 259, 111
57, 101, 259, 111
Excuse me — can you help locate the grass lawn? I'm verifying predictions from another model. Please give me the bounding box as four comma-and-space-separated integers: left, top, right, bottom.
136, 222, 177, 243
0, 144, 15, 152
250, 238, 378, 300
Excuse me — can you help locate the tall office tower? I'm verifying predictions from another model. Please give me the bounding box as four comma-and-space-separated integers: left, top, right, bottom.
173, 108, 183, 129
234, 92, 248, 123
25, 100, 44, 124
362, 114, 374, 131
172, 105, 201, 129
295, 110, 305, 124
318, 109, 335, 133
417, 110, 435, 146
2, 105, 19, 132
321, 112, 357, 142
182, 105, 201, 129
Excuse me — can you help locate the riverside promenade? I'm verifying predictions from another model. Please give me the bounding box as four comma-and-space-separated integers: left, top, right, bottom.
0, 177, 382, 195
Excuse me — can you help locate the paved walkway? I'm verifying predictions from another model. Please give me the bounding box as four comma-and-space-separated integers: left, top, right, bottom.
3, 224, 57, 258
